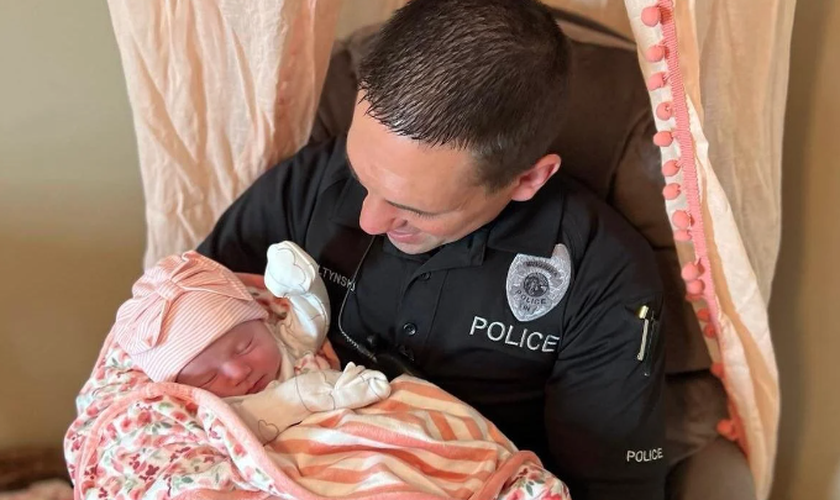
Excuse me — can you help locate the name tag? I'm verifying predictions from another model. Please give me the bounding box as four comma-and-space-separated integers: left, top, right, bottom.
319, 265, 355, 291
469, 315, 560, 353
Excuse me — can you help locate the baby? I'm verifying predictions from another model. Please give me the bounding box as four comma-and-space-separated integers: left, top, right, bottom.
112, 241, 390, 442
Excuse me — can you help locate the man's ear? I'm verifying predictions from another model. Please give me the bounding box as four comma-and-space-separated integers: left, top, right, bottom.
509, 153, 561, 202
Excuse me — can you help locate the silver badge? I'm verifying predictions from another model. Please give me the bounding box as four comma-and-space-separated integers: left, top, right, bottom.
506, 244, 572, 322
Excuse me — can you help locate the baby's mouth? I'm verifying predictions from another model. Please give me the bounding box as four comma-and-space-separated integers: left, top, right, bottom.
246, 375, 266, 395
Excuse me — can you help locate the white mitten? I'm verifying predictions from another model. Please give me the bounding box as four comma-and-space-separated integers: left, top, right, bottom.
226, 365, 390, 443
296, 363, 391, 412
264, 241, 320, 296
331, 362, 391, 408
264, 241, 331, 358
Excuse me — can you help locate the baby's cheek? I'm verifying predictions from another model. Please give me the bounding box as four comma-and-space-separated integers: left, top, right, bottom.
253, 347, 281, 374
206, 382, 232, 398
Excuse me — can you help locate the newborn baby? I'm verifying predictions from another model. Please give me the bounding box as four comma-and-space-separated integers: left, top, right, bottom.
112, 242, 390, 442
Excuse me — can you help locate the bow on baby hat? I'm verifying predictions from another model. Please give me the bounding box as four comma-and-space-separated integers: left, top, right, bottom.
112, 251, 268, 382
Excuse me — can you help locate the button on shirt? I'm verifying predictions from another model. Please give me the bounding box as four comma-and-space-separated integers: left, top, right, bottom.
198, 136, 666, 500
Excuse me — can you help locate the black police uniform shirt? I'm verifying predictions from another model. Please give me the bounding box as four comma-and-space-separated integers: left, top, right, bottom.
198, 136, 666, 500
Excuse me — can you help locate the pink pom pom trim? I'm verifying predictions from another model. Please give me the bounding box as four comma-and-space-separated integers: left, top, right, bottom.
656, 102, 673, 120
647, 72, 667, 91
686, 279, 705, 295
681, 262, 701, 280
674, 229, 691, 242
654, 131, 674, 147
672, 210, 691, 229
717, 419, 738, 441
662, 160, 680, 177
641, 6, 662, 27
663, 183, 681, 200
645, 44, 667, 62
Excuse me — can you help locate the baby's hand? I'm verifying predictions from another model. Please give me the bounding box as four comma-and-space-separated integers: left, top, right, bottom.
263, 241, 331, 358
332, 362, 391, 408
294, 364, 390, 412
264, 241, 319, 297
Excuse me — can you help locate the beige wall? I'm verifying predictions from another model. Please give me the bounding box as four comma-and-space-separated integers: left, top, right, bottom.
1, 1, 838, 498
0, 2, 144, 447
770, 1, 840, 499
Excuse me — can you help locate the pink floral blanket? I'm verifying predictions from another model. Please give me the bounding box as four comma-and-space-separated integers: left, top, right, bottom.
64, 281, 570, 500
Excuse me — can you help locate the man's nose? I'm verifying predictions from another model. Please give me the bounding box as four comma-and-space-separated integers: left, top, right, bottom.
359, 194, 399, 235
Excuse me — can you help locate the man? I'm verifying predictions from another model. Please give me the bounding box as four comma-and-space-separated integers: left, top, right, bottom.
198, 1, 666, 498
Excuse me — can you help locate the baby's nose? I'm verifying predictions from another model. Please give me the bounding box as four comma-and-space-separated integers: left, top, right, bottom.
220, 359, 251, 382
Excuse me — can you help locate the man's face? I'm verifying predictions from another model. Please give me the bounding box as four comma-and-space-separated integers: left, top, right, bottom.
176, 320, 281, 398
346, 98, 516, 255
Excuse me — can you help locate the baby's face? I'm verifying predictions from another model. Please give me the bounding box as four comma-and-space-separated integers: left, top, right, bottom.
176, 320, 281, 397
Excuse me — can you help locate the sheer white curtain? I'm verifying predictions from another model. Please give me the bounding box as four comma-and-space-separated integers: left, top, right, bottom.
107, 0, 341, 268
622, 1, 793, 497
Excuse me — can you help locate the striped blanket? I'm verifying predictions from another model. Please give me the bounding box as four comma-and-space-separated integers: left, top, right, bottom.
64, 290, 570, 500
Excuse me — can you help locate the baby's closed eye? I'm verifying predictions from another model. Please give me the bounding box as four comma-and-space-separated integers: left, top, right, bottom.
236, 339, 254, 355
200, 372, 217, 387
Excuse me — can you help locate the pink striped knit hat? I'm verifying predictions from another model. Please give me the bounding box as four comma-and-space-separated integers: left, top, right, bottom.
112, 251, 268, 382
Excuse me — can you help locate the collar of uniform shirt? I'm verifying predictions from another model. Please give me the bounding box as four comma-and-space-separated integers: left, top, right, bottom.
484, 173, 565, 258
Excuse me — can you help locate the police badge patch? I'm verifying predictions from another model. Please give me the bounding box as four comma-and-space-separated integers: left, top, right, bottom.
506, 244, 572, 322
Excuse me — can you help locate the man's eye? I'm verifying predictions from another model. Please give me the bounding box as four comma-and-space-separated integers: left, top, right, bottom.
408, 209, 436, 219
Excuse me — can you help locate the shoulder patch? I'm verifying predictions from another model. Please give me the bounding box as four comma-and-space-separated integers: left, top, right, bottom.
506, 244, 572, 322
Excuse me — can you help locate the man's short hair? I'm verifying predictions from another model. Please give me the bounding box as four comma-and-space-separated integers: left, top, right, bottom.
358, 0, 571, 191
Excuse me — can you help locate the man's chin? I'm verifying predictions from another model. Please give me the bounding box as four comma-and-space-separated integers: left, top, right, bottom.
387, 234, 442, 255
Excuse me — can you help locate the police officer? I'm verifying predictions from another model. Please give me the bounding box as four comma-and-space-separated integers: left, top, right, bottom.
198, 0, 666, 498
